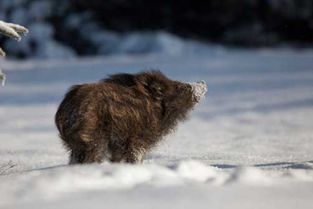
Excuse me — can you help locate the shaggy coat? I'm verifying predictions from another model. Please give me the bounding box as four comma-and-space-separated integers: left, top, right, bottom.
55, 71, 204, 164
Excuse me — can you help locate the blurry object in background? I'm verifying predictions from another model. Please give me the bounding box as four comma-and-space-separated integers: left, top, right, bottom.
0, 20, 29, 57
0, 68, 5, 86
74, 0, 313, 46
0, 47, 5, 57
0, 0, 312, 59
4, 22, 76, 59
0, 0, 75, 59
0, 19, 28, 86
0, 20, 28, 42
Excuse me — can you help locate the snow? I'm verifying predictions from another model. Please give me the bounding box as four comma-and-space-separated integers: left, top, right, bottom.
189, 80, 207, 102
0, 47, 313, 208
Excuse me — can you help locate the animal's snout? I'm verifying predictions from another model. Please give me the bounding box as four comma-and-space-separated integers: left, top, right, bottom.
189, 80, 207, 102
196, 80, 207, 91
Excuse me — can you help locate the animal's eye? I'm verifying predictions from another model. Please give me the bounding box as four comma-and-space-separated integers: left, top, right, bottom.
151, 83, 163, 92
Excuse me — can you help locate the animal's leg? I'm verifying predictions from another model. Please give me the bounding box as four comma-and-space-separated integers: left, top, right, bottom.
108, 139, 127, 163
109, 139, 148, 164
110, 149, 146, 163
124, 146, 147, 163
82, 144, 106, 163
69, 149, 86, 164
69, 143, 106, 164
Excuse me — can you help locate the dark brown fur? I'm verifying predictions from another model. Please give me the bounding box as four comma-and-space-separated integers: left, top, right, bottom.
55, 71, 197, 164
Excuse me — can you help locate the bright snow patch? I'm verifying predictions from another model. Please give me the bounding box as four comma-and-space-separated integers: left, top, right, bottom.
1, 161, 313, 205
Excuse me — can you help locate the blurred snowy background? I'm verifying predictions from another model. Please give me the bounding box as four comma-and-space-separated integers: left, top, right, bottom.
0, 0, 312, 59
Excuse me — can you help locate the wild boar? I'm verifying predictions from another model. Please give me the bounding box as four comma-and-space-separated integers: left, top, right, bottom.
55, 71, 207, 164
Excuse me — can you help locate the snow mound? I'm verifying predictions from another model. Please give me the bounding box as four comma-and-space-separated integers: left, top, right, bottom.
227, 167, 273, 185
1, 160, 313, 204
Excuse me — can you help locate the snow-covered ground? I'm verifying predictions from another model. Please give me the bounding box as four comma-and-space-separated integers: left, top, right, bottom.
1, 47, 313, 208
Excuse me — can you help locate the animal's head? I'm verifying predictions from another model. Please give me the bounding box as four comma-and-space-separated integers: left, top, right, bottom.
102, 70, 207, 134
103, 70, 207, 109
135, 71, 207, 105
188, 80, 207, 103
136, 70, 207, 134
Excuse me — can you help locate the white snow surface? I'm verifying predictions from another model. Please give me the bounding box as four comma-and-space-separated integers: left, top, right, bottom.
1, 47, 313, 208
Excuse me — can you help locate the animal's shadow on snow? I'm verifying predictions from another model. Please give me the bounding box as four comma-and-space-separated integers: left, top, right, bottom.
212, 161, 313, 170
146, 154, 313, 170
25, 164, 69, 172
3, 155, 312, 175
